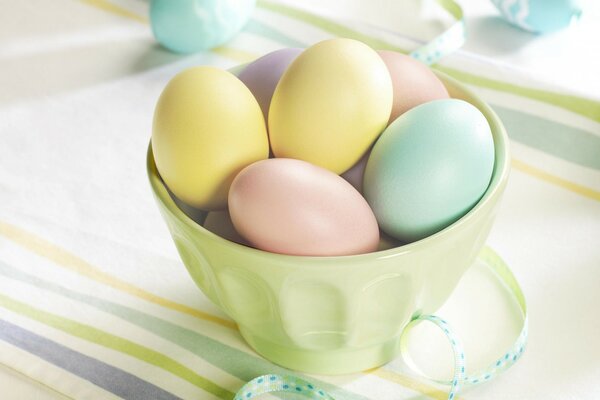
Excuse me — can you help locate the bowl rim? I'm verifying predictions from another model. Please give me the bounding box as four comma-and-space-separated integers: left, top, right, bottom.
147, 69, 510, 264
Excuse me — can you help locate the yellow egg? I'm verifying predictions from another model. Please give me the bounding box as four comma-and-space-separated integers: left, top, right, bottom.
152, 66, 269, 210
268, 38, 393, 174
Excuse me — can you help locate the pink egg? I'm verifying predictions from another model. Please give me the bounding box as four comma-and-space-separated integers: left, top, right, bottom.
229, 158, 379, 256
378, 50, 449, 123
238, 48, 303, 120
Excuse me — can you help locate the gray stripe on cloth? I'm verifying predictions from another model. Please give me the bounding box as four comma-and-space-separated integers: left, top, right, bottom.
0, 319, 181, 400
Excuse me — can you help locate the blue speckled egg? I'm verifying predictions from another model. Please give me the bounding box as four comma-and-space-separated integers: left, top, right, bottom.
490, 0, 582, 33
150, 0, 255, 53
364, 99, 495, 242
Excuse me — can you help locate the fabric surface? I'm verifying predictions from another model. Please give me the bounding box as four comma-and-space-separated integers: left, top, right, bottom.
1, 0, 599, 399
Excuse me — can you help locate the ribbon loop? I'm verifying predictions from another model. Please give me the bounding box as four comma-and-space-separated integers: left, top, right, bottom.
400, 315, 466, 399
399, 247, 528, 399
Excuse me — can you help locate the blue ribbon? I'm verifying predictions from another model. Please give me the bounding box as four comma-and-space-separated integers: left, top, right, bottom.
234, 375, 334, 400
410, 0, 465, 65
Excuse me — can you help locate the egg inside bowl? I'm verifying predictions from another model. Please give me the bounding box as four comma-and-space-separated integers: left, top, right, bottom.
146, 70, 510, 374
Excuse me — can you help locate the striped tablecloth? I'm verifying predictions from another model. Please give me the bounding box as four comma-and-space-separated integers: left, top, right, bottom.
1, 1, 599, 399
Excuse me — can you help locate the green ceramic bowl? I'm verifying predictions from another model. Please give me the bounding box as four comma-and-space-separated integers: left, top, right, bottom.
147, 71, 510, 375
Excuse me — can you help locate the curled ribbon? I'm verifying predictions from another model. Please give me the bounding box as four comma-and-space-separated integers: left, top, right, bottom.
234, 247, 528, 400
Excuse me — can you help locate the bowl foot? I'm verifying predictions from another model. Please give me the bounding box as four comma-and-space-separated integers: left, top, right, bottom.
239, 326, 402, 375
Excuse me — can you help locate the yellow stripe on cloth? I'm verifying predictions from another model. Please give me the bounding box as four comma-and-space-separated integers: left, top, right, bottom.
0, 221, 237, 330
370, 368, 462, 400
79, 0, 147, 23
212, 47, 258, 63
0, 361, 74, 400
512, 159, 600, 202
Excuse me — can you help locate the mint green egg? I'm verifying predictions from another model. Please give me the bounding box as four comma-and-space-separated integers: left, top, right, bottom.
364, 99, 494, 242
150, 0, 255, 53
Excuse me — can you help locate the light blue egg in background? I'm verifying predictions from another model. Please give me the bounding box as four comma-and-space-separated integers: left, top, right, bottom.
363, 99, 495, 243
490, 0, 582, 33
150, 0, 256, 53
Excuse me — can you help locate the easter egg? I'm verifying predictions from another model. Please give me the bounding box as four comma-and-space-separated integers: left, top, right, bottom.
490, 0, 582, 33
150, 0, 255, 53
364, 99, 494, 242
204, 211, 248, 245
378, 51, 449, 124
269, 38, 393, 174
229, 158, 380, 256
238, 48, 303, 120
341, 151, 369, 193
152, 66, 269, 210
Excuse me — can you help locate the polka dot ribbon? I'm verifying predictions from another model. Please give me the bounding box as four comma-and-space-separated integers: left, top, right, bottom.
410, 0, 466, 65
234, 374, 335, 400
234, 247, 528, 400
399, 247, 528, 399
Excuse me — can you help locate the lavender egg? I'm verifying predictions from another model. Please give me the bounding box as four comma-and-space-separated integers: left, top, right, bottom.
238, 48, 302, 120
341, 150, 369, 193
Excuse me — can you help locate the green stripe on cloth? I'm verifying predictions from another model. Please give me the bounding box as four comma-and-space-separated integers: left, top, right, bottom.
257, 0, 409, 52
245, 19, 305, 48
256, 0, 600, 123
0, 261, 368, 400
442, 68, 600, 124
493, 105, 600, 170
0, 293, 234, 399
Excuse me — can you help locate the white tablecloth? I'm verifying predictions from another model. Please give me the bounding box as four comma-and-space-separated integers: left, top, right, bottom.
1, 0, 599, 399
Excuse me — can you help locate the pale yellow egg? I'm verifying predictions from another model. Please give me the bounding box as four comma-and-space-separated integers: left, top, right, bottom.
268, 38, 393, 174
152, 66, 269, 210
